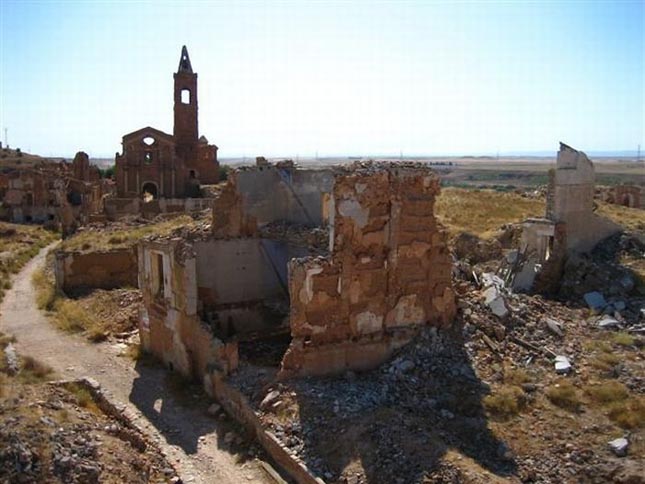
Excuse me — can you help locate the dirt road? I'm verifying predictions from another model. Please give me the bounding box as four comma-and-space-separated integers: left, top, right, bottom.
0, 244, 271, 484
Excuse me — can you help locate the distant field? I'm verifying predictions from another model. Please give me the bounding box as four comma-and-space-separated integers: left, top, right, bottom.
217, 156, 644, 187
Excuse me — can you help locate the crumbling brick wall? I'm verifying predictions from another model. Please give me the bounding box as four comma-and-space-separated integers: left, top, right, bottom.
281, 163, 456, 377
54, 248, 138, 293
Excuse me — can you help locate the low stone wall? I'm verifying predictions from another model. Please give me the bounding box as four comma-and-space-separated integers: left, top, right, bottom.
104, 197, 214, 221
208, 372, 324, 484
55, 248, 137, 293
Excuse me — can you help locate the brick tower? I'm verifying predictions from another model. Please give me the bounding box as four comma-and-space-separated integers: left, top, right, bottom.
174, 46, 198, 162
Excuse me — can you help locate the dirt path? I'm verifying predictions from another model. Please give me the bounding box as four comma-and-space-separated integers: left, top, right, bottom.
0, 244, 271, 484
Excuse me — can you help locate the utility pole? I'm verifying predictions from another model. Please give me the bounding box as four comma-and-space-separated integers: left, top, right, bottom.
3, 128, 7, 148
638, 144, 641, 163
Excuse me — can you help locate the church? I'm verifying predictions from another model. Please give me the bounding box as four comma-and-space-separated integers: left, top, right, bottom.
114, 46, 219, 199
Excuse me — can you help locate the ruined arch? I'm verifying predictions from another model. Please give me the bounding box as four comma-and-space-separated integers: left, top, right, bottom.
142, 181, 159, 201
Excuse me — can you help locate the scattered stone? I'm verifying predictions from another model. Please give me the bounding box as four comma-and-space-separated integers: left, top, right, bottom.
3, 343, 19, 375
554, 355, 572, 374
597, 316, 620, 329
584, 292, 607, 311
260, 390, 281, 410
545, 318, 564, 337
608, 437, 629, 457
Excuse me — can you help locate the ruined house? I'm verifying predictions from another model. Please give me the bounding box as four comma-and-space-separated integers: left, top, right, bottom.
107, 46, 219, 219
0, 152, 107, 232
137, 161, 455, 390
600, 184, 644, 209
512, 143, 621, 291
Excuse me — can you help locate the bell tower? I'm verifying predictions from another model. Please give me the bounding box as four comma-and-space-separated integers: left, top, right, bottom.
174, 45, 198, 160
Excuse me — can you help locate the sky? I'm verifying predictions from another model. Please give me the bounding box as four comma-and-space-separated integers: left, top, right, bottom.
0, 0, 643, 159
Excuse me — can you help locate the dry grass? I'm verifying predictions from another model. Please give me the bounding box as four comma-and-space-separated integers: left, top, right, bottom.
606, 397, 645, 429
19, 355, 54, 383
59, 215, 194, 253
31, 268, 57, 310
504, 367, 533, 386
435, 188, 544, 239
546, 381, 582, 412
596, 201, 645, 232
0, 222, 57, 303
32, 267, 108, 341
612, 332, 636, 347
585, 381, 630, 404
590, 352, 622, 372
65, 382, 99, 412
483, 385, 526, 418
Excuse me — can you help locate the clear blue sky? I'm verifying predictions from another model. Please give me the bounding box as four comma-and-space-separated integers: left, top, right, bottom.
1, 0, 643, 158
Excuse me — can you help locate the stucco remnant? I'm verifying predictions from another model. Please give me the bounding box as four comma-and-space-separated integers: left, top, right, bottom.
512, 143, 620, 292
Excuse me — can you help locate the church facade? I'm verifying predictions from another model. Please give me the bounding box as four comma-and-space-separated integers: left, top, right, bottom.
114, 46, 219, 199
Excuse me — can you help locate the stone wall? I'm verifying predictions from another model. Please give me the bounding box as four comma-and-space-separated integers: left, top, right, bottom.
137, 240, 238, 379
235, 166, 334, 226
552, 143, 620, 253
281, 164, 456, 377
55, 248, 138, 293
104, 197, 213, 221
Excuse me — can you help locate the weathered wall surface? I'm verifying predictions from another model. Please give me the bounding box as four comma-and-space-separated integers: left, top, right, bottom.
235, 167, 334, 226
55, 248, 138, 293
138, 241, 238, 379
281, 164, 456, 377
194, 238, 293, 304
551, 143, 620, 253
602, 185, 644, 209
104, 197, 213, 220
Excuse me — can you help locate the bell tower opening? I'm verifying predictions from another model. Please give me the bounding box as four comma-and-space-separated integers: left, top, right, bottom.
174, 45, 198, 159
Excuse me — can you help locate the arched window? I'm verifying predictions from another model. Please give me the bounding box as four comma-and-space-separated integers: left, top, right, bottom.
181, 89, 191, 104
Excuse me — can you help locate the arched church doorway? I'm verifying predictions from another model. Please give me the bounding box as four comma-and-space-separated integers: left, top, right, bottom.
142, 182, 159, 202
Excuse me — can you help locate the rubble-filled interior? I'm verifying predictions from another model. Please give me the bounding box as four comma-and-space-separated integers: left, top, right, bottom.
138, 160, 456, 385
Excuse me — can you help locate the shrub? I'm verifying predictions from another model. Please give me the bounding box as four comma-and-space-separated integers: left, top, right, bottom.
504, 368, 533, 386
612, 332, 635, 347
586, 381, 629, 404
218, 164, 230, 182
32, 268, 57, 310
19, 355, 53, 383
546, 382, 582, 412
484, 385, 526, 417
591, 353, 621, 372
606, 397, 645, 429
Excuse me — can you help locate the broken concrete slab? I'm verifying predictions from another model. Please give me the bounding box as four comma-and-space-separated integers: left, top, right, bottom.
483, 285, 509, 318
608, 437, 629, 457
584, 291, 607, 311
554, 355, 572, 374
545, 318, 564, 337
260, 390, 281, 410
597, 316, 620, 329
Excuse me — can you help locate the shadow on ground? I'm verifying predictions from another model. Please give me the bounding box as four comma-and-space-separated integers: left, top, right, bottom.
285, 331, 518, 483
128, 358, 265, 461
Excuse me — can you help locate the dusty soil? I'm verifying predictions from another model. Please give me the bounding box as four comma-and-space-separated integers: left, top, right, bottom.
0, 245, 272, 484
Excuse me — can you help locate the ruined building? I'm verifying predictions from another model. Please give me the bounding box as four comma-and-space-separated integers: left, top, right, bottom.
137, 161, 455, 390
600, 184, 644, 209
111, 46, 219, 211
0, 152, 108, 233
512, 143, 621, 291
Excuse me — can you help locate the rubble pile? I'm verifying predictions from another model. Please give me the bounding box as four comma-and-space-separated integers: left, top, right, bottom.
559, 232, 645, 305
0, 383, 176, 484
237, 263, 643, 483
259, 221, 329, 255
